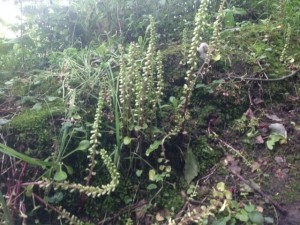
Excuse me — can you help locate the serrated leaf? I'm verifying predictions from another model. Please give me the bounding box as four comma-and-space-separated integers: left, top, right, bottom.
249, 211, 264, 225
149, 169, 156, 181
75, 140, 90, 151
146, 140, 161, 156
123, 136, 132, 145
184, 150, 198, 183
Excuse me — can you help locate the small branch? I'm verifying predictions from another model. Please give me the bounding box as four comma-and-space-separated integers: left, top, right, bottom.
229, 69, 300, 82
230, 170, 288, 215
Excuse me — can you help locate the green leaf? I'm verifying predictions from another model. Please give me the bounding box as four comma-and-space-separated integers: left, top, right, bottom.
213, 53, 221, 61
48, 192, 64, 203
249, 211, 264, 225
266, 134, 282, 150
224, 11, 235, 28
244, 204, 255, 212
149, 169, 156, 181
136, 170, 143, 177
235, 209, 249, 222
74, 140, 90, 151
0, 143, 54, 168
31, 103, 42, 111
146, 140, 161, 156
54, 169, 67, 182
46, 96, 58, 102
147, 183, 157, 190
64, 164, 74, 175
138, 36, 143, 46
264, 217, 274, 224
184, 150, 199, 183
123, 136, 132, 145
216, 182, 226, 192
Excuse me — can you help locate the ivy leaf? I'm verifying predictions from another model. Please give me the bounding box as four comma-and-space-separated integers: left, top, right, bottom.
184, 149, 198, 184
249, 211, 264, 225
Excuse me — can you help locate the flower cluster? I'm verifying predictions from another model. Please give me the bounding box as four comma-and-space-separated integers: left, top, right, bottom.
56, 206, 84, 225
38, 149, 119, 197
280, 23, 291, 65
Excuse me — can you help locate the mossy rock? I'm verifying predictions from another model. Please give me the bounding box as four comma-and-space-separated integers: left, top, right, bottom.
6, 100, 64, 158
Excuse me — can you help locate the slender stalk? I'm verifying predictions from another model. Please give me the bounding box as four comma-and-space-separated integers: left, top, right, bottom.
0, 190, 13, 225
107, 65, 121, 167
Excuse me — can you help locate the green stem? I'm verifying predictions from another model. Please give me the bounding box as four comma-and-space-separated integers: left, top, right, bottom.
0, 190, 13, 225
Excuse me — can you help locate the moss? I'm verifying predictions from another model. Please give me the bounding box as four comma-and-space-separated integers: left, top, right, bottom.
7, 100, 64, 158
193, 137, 223, 173
157, 187, 184, 213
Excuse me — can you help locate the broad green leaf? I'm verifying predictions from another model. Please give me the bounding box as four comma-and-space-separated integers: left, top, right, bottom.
235, 209, 248, 222
249, 211, 264, 225
123, 136, 132, 145
74, 140, 90, 151
147, 183, 157, 190
184, 149, 198, 184
149, 169, 156, 181
0, 143, 54, 167
54, 169, 67, 182
212, 218, 227, 225
146, 140, 161, 156
244, 204, 255, 212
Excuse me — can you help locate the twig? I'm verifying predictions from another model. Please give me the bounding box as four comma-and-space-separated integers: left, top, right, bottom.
229, 69, 300, 82
230, 170, 288, 215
